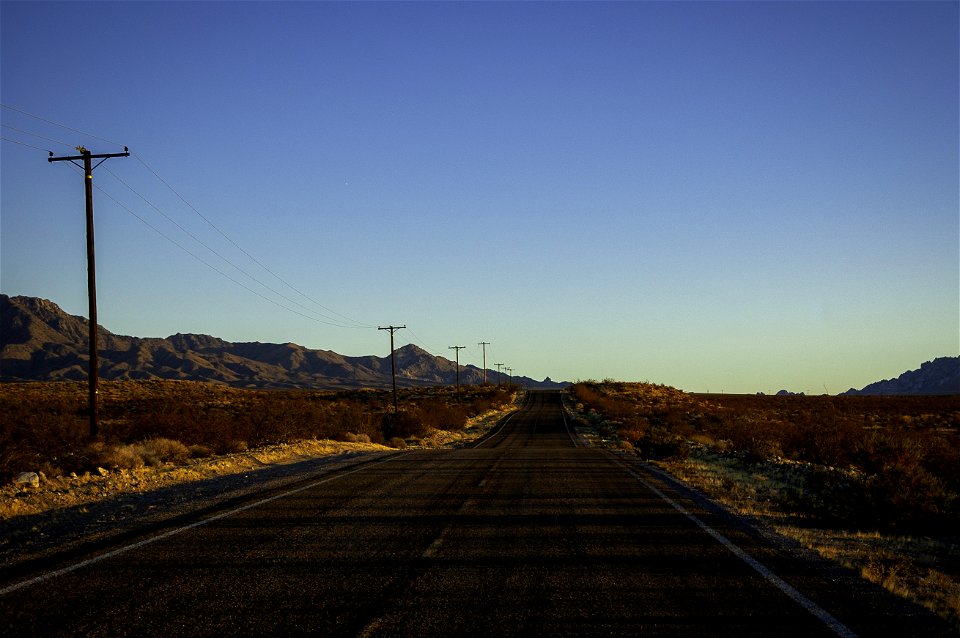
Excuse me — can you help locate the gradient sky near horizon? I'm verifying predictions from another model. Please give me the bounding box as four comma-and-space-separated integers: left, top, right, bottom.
2, 1, 957, 394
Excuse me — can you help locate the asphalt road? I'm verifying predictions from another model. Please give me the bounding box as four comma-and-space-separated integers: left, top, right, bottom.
0, 391, 950, 636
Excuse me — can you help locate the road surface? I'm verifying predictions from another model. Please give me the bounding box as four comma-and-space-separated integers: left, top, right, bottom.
0, 391, 949, 636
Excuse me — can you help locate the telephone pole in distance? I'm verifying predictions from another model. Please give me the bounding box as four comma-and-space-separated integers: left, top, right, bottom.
449, 345, 466, 401
478, 341, 490, 385
495, 363, 504, 387
379, 325, 406, 412
48, 146, 129, 439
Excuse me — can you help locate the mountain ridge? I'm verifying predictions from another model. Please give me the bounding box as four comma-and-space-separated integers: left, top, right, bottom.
0, 295, 567, 390
842, 356, 960, 396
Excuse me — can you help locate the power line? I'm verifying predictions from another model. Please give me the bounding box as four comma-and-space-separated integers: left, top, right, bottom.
87, 178, 365, 328
1, 136, 53, 153
131, 153, 374, 328
99, 166, 366, 329
1, 124, 73, 149
404, 326, 440, 356
1, 103, 125, 148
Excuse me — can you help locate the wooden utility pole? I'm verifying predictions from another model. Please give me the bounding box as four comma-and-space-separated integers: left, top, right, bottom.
478, 341, 490, 385
48, 146, 129, 438
448, 346, 466, 401
378, 325, 405, 412
495, 363, 504, 387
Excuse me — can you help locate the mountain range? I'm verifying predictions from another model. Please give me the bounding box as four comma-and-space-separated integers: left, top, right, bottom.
4, 294, 956, 395
842, 356, 960, 396
0, 295, 566, 390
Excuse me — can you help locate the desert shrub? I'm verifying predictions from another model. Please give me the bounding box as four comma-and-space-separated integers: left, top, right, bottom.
782, 467, 871, 525
867, 463, 953, 530
381, 410, 431, 440
572, 382, 691, 459
784, 463, 955, 532
225, 439, 248, 453
708, 413, 785, 463
189, 444, 213, 458
924, 432, 960, 495
572, 382, 635, 423
781, 407, 860, 468
638, 426, 689, 460
80, 437, 192, 470
84, 441, 145, 470
202, 412, 256, 453
459, 385, 513, 416
117, 405, 248, 454
853, 430, 958, 530
334, 404, 381, 442
387, 436, 408, 449
243, 395, 297, 443
618, 417, 649, 445
138, 438, 191, 466
411, 400, 469, 431
662, 410, 696, 438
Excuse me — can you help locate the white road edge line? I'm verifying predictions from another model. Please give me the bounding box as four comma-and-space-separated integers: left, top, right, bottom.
613, 458, 858, 638
0, 453, 403, 597
559, 396, 578, 447
472, 411, 517, 448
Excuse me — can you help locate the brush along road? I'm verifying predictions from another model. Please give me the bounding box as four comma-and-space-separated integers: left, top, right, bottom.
0, 391, 950, 636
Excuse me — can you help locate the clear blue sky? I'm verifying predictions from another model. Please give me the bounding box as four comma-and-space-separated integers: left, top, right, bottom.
2, 1, 957, 393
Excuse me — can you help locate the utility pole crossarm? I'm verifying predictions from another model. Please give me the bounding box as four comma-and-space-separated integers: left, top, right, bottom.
48, 148, 130, 164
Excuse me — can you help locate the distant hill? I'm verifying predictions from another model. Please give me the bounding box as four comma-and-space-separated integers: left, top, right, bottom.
0, 295, 567, 390
842, 357, 960, 396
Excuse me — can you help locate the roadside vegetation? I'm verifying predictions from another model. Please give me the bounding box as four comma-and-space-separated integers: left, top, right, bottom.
0, 380, 516, 482
568, 381, 960, 629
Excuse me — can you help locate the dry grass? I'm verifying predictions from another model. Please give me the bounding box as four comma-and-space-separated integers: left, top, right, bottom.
775, 526, 960, 626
